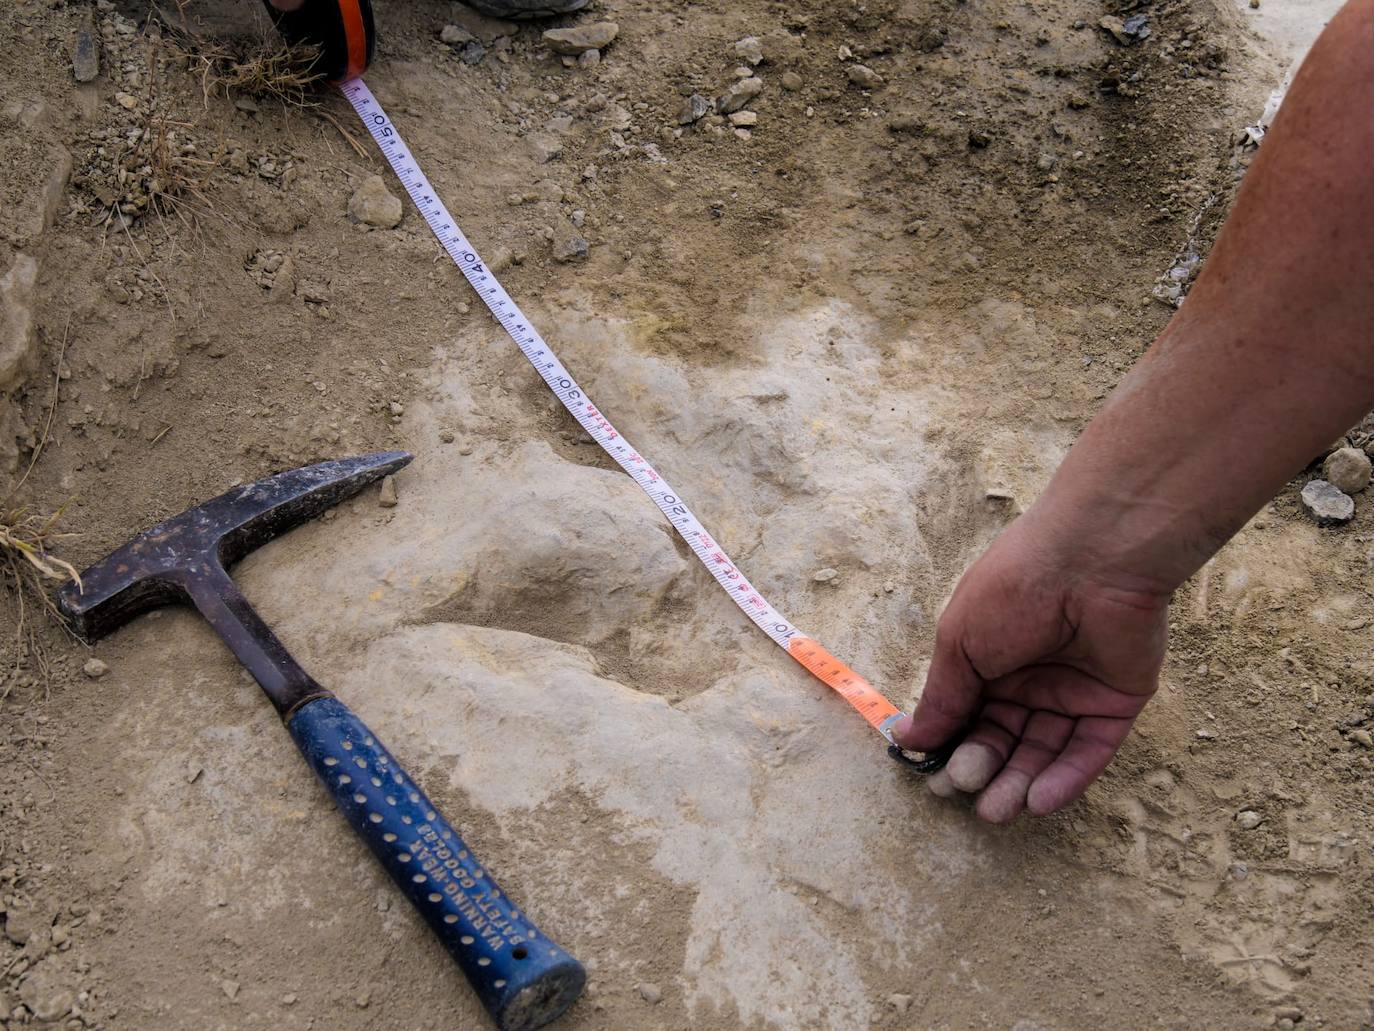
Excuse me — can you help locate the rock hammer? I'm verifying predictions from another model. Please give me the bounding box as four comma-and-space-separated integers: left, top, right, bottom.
56, 452, 585, 1031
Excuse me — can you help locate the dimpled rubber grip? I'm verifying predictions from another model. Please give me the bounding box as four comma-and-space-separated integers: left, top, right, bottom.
287, 697, 584, 1031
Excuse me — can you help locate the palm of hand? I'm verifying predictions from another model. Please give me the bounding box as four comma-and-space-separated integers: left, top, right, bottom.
894, 525, 1169, 823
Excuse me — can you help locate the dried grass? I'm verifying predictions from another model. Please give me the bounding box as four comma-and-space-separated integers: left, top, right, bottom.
1, 322, 79, 697
182, 35, 326, 110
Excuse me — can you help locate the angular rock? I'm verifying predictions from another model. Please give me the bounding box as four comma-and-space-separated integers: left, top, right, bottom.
728, 111, 758, 127
347, 175, 402, 229
1323, 446, 1372, 494
542, 22, 618, 56
1301, 479, 1355, 525
677, 93, 710, 125
71, 10, 100, 83
552, 232, 590, 263
1098, 15, 1148, 44
0, 254, 39, 392
847, 64, 884, 89
733, 36, 764, 66
717, 76, 763, 114
440, 24, 476, 45
378, 474, 398, 508
1236, 810, 1263, 830
577, 48, 600, 70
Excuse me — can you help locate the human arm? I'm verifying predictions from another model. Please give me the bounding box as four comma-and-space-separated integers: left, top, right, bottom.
893, 0, 1374, 821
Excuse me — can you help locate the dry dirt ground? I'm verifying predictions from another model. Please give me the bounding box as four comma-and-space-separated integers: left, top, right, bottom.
2, 0, 1372, 1028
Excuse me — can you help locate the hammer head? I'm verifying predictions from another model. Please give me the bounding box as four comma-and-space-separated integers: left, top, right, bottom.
58, 452, 412, 642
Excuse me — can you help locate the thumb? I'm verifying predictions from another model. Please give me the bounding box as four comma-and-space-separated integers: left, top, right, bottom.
893, 626, 983, 751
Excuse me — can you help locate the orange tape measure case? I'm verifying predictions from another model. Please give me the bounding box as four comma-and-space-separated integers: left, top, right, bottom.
262, 0, 375, 82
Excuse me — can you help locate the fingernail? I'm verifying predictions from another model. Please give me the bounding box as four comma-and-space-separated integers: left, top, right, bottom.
891, 715, 914, 743
947, 742, 1002, 792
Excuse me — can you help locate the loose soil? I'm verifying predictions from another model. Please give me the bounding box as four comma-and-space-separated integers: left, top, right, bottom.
1, 0, 1371, 1029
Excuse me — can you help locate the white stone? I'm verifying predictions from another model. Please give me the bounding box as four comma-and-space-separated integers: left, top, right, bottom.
1323, 446, 1371, 493
347, 175, 402, 229
734, 36, 764, 66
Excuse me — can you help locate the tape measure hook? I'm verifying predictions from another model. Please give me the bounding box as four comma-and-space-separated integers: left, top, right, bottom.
886, 741, 958, 774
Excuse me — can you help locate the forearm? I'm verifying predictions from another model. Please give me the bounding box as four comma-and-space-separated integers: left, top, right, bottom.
1024, 0, 1374, 595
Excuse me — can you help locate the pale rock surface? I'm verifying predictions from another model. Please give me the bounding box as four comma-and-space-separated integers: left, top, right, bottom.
0, 253, 39, 391
94, 301, 1003, 1028
347, 175, 403, 229
542, 22, 618, 55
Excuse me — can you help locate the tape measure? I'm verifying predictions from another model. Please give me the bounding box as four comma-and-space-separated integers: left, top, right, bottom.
267, 2, 952, 771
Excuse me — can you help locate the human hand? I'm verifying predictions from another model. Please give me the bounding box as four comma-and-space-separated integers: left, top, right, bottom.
892, 516, 1169, 822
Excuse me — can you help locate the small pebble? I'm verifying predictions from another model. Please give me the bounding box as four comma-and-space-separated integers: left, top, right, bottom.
348, 176, 403, 229
728, 111, 758, 127
1350, 728, 1373, 749
552, 233, 590, 263
781, 71, 804, 91
221, 980, 240, 1001
83, 658, 108, 679
812, 567, 839, 583
1236, 810, 1263, 830
439, 430, 456, 443
637, 983, 662, 1004
717, 77, 763, 114
847, 64, 885, 89
378, 475, 399, 509
887, 993, 913, 1015
1323, 446, 1372, 493
440, 24, 475, 45
542, 22, 619, 56
1301, 479, 1355, 524
677, 93, 710, 125
733, 36, 764, 66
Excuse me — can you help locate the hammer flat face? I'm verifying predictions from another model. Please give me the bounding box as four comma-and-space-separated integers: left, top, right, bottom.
58, 452, 411, 642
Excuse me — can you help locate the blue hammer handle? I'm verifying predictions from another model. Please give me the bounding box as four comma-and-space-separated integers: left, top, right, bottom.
287, 697, 585, 1030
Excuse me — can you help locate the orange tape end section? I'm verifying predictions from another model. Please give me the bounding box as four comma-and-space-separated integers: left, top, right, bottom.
787, 637, 898, 730
340, 0, 368, 81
